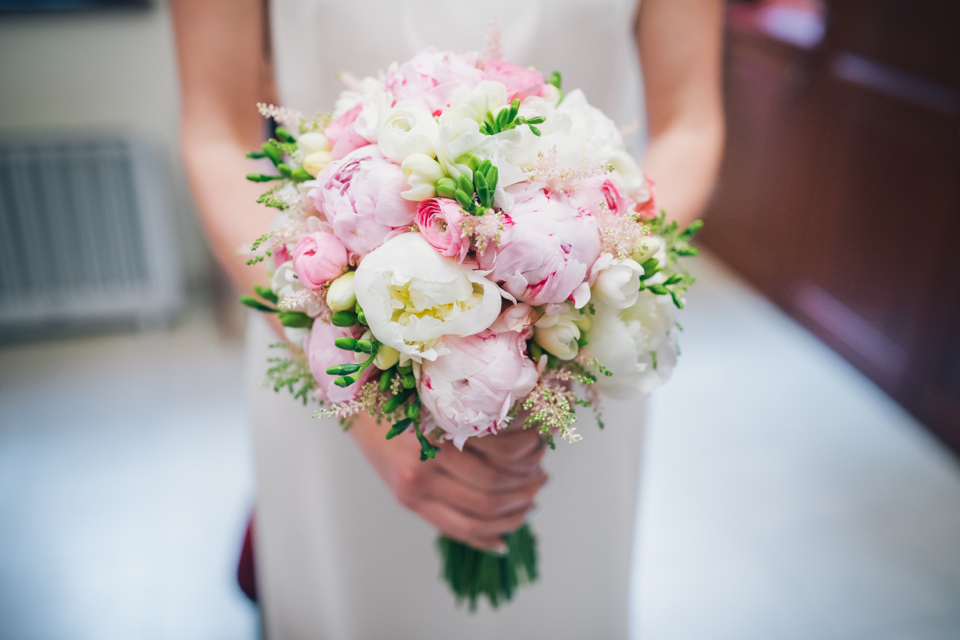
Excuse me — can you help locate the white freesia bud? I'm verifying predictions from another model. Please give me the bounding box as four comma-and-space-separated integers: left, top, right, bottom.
303, 150, 334, 177
631, 235, 662, 265
353, 233, 503, 362
400, 153, 445, 201
591, 254, 645, 310
298, 132, 332, 157
325, 271, 356, 311
533, 302, 581, 360
378, 101, 439, 164
374, 344, 401, 369
435, 117, 486, 182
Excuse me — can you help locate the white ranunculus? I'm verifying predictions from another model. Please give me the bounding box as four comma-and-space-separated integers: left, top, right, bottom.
326, 271, 356, 312
533, 302, 581, 360
587, 291, 678, 398
353, 233, 504, 362
353, 90, 391, 143
332, 75, 385, 119
435, 117, 486, 182
378, 101, 440, 164
400, 153, 445, 201
590, 253, 645, 310
443, 81, 509, 125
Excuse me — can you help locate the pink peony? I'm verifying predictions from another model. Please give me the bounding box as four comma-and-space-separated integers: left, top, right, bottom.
303, 320, 374, 404
634, 175, 658, 220
324, 103, 369, 159
418, 331, 539, 449
384, 47, 483, 114
291, 232, 349, 288
416, 198, 469, 262
477, 189, 601, 306
481, 59, 544, 102
309, 146, 418, 256
569, 175, 637, 217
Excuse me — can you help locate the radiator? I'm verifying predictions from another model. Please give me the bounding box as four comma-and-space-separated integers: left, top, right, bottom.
0, 132, 183, 335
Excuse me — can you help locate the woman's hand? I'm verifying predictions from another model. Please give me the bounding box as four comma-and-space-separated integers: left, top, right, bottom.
350, 414, 548, 551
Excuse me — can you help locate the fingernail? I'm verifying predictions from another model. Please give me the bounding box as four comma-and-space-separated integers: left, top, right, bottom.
504, 498, 532, 512
487, 543, 508, 555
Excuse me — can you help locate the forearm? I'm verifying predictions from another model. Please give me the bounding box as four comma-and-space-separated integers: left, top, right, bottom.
642, 118, 724, 226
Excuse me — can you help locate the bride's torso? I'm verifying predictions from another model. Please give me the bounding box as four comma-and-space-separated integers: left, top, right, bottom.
270, 0, 645, 138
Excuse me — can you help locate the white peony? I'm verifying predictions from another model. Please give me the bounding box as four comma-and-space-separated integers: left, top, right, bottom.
377, 101, 440, 164
587, 291, 678, 398
353, 233, 504, 362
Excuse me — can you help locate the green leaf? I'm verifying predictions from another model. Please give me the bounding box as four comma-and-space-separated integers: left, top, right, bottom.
278, 311, 313, 328
680, 219, 704, 239
386, 418, 412, 440
239, 294, 277, 313
331, 311, 358, 327
647, 284, 668, 296
253, 285, 279, 304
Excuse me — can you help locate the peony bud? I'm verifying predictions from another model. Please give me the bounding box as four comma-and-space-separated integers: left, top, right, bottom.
297, 132, 332, 156
326, 271, 357, 311
400, 153, 446, 201
303, 150, 334, 177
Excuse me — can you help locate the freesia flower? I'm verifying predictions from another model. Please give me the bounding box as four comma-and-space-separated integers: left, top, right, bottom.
310, 146, 417, 256
416, 198, 468, 262
488, 303, 537, 334
326, 271, 356, 312
353, 233, 503, 362
477, 187, 601, 306
400, 153, 445, 201
589, 253, 645, 310
304, 320, 374, 404
378, 100, 439, 164
291, 232, 349, 288
482, 59, 544, 102
418, 331, 539, 449
533, 302, 581, 360
586, 291, 678, 398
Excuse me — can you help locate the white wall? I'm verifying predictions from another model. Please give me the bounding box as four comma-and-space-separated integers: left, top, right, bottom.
0, 1, 209, 289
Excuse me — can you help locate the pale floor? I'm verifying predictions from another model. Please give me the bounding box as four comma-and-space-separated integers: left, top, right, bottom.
1, 252, 959, 640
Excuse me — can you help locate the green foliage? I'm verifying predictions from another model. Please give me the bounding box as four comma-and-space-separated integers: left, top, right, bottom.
437, 523, 538, 611
480, 99, 545, 137
641, 213, 703, 308
256, 185, 289, 210
265, 343, 318, 405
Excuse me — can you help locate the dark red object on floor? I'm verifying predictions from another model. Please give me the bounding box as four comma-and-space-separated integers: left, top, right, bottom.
237, 512, 258, 603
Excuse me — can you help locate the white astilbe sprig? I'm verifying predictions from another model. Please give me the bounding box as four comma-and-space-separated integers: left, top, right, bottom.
521, 353, 609, 443
314, 381, 408, 429
481, 20, 502, 62
279, 288, 329, 321
461, 210, 507, 254
257, 103, 305, 132
526, 148, 612, 194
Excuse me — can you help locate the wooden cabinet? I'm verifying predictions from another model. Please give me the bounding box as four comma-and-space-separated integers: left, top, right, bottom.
703, 1, 960, 451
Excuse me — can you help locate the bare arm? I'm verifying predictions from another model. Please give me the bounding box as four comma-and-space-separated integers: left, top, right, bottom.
170, 1, 544, 550
637, 0, 725, 226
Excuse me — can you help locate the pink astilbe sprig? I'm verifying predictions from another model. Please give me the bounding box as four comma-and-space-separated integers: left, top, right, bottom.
278, 288, 330, 322
481, 20, 502, 63
460, 210, 507, 255
257, 102, 305, 132
314, 381, 409, 428
526, 148, 612, 195
597, 205, 653, 260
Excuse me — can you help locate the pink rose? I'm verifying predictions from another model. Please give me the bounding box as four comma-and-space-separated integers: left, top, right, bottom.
416, 198, 469, 262
309, 146, 418, 256
291, 232, 349, 288
569, 175, 637, 217
481, 59, 544, 102
634, 175, 658, 220
384, 47, 483, 114
477, 189, 601, 306
324, 103, 369, 160
418, 331, 539, 449
304, 320, 374, 404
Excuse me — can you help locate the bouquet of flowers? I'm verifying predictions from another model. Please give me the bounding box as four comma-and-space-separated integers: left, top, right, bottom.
239, 42, 701, 610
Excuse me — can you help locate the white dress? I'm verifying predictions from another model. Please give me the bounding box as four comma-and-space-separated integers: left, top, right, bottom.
248, 2, 647, 638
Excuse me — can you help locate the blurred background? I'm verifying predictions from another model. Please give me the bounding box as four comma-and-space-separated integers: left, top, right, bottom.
1, 0, 958, 639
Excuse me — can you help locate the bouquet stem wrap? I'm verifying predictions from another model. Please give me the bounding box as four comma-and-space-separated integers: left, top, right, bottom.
437, 524, 538, 611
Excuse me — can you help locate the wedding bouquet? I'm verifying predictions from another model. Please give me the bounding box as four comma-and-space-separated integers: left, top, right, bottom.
239, 43, 700, 610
